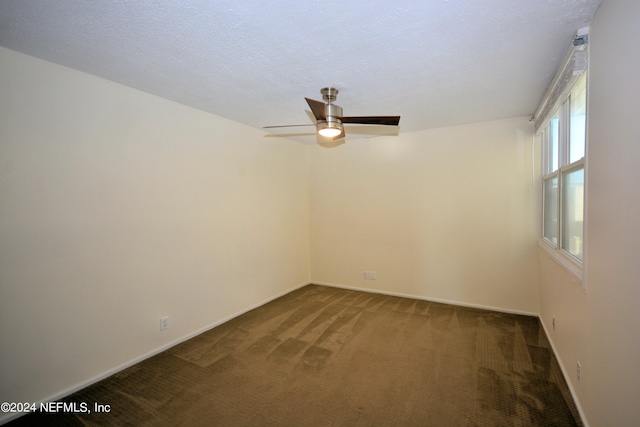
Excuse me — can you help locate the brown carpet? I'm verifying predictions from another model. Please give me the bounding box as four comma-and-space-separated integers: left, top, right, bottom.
9, 284, 582, 426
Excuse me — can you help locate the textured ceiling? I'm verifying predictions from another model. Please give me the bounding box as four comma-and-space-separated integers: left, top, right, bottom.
0, 0, 601, 144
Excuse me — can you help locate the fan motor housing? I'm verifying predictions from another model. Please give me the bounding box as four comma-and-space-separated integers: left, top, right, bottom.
325, 103, 343, 122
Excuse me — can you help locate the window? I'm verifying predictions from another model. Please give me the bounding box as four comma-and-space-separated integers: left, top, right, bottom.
542, 72, 586, 263
535, 28, 588, 280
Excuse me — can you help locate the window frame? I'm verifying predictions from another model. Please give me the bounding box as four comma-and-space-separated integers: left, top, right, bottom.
539, 70, 588, 283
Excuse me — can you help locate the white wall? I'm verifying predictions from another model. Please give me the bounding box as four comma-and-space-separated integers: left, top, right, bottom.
309, 117, 540, 314
0, 47, 310, 418
5, 3, 639, 422
538, 0, 640, 425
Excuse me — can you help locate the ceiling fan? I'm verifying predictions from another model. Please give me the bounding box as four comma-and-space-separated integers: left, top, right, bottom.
264, 87, 400, 140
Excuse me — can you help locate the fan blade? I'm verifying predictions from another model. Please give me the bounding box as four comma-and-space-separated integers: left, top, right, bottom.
263, 124, 315, 129
340, 116, 400, 126
305, 97, 326, 121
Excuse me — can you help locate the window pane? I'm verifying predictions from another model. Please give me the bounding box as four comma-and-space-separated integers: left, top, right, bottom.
562, 168, 584, 260
544, 176, 558, 245
569, 72, 587, 163
548, 112, 560, 172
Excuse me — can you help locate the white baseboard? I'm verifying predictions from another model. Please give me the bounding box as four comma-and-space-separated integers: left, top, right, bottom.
0, 280, 311, 426
538, 317, 589, 427
4, 281, 581, 426
312, 281, 587, 425
311, 281, 539, 317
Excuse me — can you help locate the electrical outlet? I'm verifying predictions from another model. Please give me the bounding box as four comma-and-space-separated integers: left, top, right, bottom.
577, 361, 582, 382
160, 316, 169, 331
363, 271, 377, 280
552, 317, 556, 331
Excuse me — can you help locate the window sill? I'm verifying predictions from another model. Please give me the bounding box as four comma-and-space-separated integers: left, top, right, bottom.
538, 239, 584, 284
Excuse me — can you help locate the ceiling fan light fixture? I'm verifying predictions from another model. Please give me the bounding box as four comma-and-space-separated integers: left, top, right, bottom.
264, 87, 400, 141
317, 120, 343, 138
